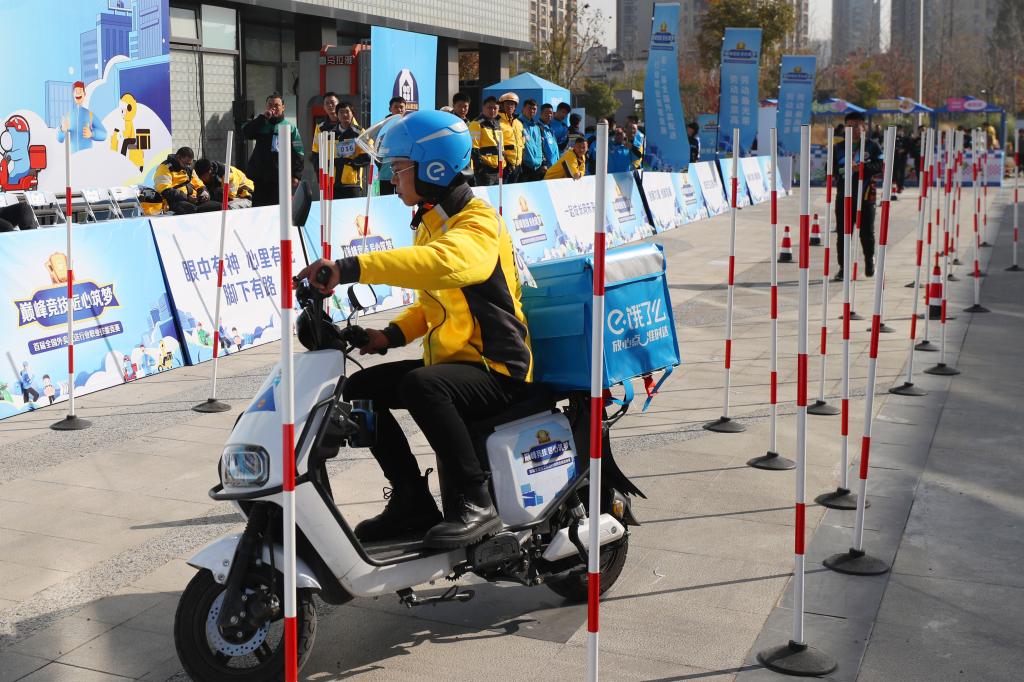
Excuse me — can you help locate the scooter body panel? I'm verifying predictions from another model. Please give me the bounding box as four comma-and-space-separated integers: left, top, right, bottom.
186, 533, 323, 590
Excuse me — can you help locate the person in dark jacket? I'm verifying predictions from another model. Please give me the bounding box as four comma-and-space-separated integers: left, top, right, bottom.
686, 122, 700, 163
242, 93, 304, 207
832, 111, 883, 279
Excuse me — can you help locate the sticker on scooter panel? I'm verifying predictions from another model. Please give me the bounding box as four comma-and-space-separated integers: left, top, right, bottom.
521, 483, 544, 507
245, 371, 279, 414
521, 428, 572, 464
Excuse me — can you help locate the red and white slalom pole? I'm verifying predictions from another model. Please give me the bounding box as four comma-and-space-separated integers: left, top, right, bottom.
704, 128, 745, 433
917, 133, 939, 351
925, 130, 961, 377
325, 133, 335, 260
194, 130, 235, 413
756, 126, 837, 677
891, 127, 933, 396
823, 126, 898, 577
1009, 149, 1022, 272
816, 129, 858, 509
586, 120, 609, 682
965, 130, 990, 314
318, 130, 328, 257
980, 137, 991, 247
848, 134, 866, 320
749, 129, 794, 469
497, 130, 505, 217
51, 136, 90, 431
810, 138, 840, 417
278, 125, 299, 682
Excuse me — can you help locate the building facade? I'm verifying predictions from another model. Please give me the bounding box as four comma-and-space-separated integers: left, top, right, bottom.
832, 0, 890, 61
889, 0, 999, 65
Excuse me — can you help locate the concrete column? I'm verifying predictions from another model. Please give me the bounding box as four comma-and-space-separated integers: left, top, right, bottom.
478, 45, 509, 88
436, 38, 460, 109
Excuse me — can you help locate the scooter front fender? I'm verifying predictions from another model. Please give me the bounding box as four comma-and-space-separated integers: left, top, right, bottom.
186, 533, 323, 591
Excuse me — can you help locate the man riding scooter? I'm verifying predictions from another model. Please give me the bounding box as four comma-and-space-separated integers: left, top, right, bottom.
298, 110, 535, 550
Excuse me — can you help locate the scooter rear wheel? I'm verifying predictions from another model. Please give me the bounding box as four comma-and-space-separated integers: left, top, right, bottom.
545, 535, 629, 602
174, 569, 317, 682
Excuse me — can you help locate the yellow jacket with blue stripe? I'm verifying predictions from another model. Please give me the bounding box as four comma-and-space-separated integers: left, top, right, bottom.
340, 183, 533, 381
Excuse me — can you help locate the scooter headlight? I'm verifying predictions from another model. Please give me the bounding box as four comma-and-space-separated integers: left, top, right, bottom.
220, 445, 270, 488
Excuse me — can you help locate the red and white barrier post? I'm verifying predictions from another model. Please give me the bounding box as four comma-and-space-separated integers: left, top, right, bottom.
756, 126, 837, 677
193, 130, 236, 413
925, 130, 961, 377
51, 136, 91, 431
823, 126, 898, 577
816, 129, 860, 510
586, 121, 609, 682
949, 145, 963, 272
980, 136, 992, 247
891, 127, 933, 396
1009, 148, 1022, 272
704, 128, 745, 433
810, 139, 841, 417
847, 135, 866, 321
749, 129, 794, 469
277, 125, 299, 682
916, 133, 939, 351
497, 130, 505, 217
965, 130, 990, 313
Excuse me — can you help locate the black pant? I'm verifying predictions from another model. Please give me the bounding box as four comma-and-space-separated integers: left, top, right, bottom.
834, 193, 876, 270
252, 178, 278, 207
521, 165, 548, 182
22, 386, 39, 403
0, 202, 35, 231
334, 185, 363, 200
342, 360, 535, 490
475, 169, 498, 186
168, 199, 220, 214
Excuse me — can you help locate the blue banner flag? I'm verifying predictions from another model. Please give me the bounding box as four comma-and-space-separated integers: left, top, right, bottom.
777, 55, 817, 156
370, 26, 437, 124
643, 3, 689, 171
718, 28, 762, 154
697, 114, 718, 161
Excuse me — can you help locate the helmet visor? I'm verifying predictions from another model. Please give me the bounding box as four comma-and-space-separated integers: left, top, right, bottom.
354, 114, 403, 164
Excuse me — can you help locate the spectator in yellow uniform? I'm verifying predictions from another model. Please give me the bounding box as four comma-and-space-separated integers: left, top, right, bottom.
545, 137, 588, 180
194, 159, 254, 209
497, 92, 525, 183
312, 96, 369, 199
625, 120, 644, 170
469, 96, 502, 186
154, 147, 219, 214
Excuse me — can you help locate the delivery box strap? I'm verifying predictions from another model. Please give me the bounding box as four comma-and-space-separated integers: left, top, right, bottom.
641, 366, 673, 413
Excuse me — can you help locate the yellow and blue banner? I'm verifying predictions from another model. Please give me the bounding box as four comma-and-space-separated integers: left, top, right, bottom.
643, 3, 689, 171
777, 55, 817, 156
718, 27, 762, 154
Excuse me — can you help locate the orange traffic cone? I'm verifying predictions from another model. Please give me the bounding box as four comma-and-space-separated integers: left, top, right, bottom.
810, 213, 822, 246
778, 224, 794, 263
927, 253, 943, 320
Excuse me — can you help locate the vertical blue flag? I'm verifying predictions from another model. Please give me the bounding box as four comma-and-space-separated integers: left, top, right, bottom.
776, 55, 817, 156
643, 3, 689, 171
370, 26, 437, 124
718, 27, 762, 154
697, 114, 719, 161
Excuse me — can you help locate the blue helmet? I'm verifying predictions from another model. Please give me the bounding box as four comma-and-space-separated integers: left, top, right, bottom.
377, 110, 472, 187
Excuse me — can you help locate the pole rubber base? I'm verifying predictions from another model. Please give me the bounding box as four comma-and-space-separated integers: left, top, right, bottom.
947, 273, 961, 282
193, 398, 232, 413
50, 414, 92, 431
703, 416, 746, 433
747, 450, 796, 470
807, 399, 841, 416
963, 304, 990, 313
810, 238, 822, 246
889, 381, 927, 396
980, 241, 992, 248
925, 363, 961, 376
904, 281, 915, 288
778, 255, 793, 263
824, 548, 891, 575
815, 487, 867, 510
1006, 264, 1023, 272
952, 257, 963, 265
915, 339, 939, 352
757, 640, 837, 677
972, 271, 987, 278
867, 322, 896, 333
839, 311, 866, 321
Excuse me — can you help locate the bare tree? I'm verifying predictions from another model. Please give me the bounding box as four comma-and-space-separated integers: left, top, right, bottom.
518, 4, 607, 91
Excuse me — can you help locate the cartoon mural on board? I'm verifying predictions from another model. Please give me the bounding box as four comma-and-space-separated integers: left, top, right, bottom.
0, 1, 171, 194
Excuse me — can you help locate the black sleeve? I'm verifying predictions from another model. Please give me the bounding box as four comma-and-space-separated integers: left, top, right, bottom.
864, 141, 884, 179
242, 115, 267, 140
291, 147, 304, 179
383, 323, 406, 348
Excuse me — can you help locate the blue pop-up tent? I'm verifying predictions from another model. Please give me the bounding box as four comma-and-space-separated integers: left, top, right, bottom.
811, 98, 867, 117
930, 96, 1007, 149
481, 72, 571, 116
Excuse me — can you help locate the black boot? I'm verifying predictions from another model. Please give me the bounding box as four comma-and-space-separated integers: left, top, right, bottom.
354, 469, 442, 543
423, 482, 502, 549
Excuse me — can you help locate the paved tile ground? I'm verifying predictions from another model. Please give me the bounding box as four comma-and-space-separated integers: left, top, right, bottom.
0, 182, 1020, 681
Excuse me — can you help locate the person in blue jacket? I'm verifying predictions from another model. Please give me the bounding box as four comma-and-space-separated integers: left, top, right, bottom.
606, 126, 642, 173
518, 99, 547, 181
549, 102, 571, 151
538, 104, 560, 171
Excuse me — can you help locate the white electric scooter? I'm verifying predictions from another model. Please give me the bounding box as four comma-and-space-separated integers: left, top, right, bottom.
173, 274, 644, 681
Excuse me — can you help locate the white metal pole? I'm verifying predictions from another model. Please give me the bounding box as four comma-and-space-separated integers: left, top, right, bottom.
278, 125, 298, 682
920, 130, 938, 349
705, 129, 744, 433
586, 121, 609, 682
1012, 148, 1021, 271
981, 135, 991, 247
925, 130, 960, 376
850, 134, 866, 318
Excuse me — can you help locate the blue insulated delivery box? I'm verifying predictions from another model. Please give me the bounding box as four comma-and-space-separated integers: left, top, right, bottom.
523, 243, 679, 390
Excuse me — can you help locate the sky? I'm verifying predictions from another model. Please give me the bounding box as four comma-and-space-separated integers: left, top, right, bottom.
586, 0, 834, 50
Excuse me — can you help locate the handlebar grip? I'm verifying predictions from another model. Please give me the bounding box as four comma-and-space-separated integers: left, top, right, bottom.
315, 265, 333, 287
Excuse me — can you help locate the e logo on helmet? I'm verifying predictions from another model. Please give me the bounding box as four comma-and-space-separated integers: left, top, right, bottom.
425, 161, 446, 182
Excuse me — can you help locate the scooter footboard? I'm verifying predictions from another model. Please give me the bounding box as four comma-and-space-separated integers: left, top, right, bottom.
187, 533, 323, 591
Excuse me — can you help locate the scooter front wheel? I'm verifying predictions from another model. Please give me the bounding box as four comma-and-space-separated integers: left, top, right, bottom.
545, 535, 629, 603
173, 569, 317, 681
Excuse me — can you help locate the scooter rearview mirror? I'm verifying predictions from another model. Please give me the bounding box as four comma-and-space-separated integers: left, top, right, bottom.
348, 283, 376, 312
292, 178, 313, 227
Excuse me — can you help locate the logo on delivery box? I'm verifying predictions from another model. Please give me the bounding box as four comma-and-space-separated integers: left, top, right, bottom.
14, 252, 120, 328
